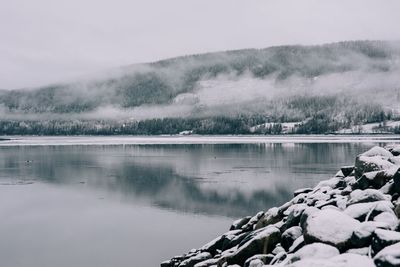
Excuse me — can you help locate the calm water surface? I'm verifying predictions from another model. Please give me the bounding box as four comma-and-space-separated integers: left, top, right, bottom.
0, 137, 396, 267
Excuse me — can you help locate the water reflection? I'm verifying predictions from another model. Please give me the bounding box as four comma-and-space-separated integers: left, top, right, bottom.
0, 142, 381, 217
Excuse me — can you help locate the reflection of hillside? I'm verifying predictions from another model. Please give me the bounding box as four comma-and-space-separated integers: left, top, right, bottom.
0, 143, 376, 217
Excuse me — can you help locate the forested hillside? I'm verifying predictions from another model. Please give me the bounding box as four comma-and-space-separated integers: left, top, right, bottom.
1, 40, 400, 135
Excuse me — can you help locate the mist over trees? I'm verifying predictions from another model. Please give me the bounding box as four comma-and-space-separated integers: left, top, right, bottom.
0, 40, 399, 135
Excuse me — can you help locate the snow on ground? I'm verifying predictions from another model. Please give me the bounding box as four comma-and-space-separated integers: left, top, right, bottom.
337, 120, 400, 134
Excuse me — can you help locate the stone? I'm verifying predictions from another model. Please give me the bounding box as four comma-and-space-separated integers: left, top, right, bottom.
254, 207, 281, 230
341, 166, 354, 177
373, 211, 399, 230
372, 229, 400, 254
193, 258, 221, 267
178, 252, 212, 267
201, 230, 241, 254
242, 211, 264, 231
303, 209, 360, 251
387, 145, 400, 156
281, 226, 303, 251
243, 254, 273, 267
374, 242, 400, 267
287, 253, 374, 267
288, 236, 305, 253
344, 201, 394, 221
351, 221, 391, 248
294, 188, 313, 197
347, 189, 390, 205
393, 168, 400, 193
289, 243, 340, 263
226, 226, 281, 266
230, 216, 251, 230
345, 247, 369, 256
355, 155, 394, 179
284, 204, 308, 229
356, 169, 396, 190
361, 146, 393, 158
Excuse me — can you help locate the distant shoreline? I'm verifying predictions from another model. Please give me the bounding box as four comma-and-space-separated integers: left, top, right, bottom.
0, 135, 400, 147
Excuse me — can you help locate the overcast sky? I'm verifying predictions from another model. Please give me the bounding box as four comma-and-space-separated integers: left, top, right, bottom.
1, 0, 400, 89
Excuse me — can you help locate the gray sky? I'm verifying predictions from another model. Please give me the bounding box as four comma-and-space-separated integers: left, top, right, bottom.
1, 0, 400, 89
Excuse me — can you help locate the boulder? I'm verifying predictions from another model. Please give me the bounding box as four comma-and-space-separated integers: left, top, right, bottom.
226, 226, 281, 265
281, 226, 303, 251
288, 236, 305, 253
351, 221, 391, 248
361, 146, 393, 158
254, 207, 281, 230
289, 243, 339, 263
393, 168, 400, 193
242, 211, 264, 231
201, 230, 241, 254
344, 200, 394, 221
284, 204, 308, 229
287, 253, 374, 267
178, 252, 212, 267
374, 241, 400, 267
372, 229, 400, 254
373, 211, 399, 230
243, 254, 273, 267
356, 168, 396, 189
230, 216, 251, 230
303, 209, 360, 250
347, 189, 390, 205
387, 145, 400, 156
345, 247, 369, 256
341, 166, 354, 177
294, 188, 313, 197
355, 155, 394, 179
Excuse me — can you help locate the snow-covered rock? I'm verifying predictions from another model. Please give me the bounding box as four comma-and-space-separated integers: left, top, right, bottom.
347, 189, 390, 205
303, 209, 360, 250
374, 241, 400, 266
289, 243, 339, 263
281, 226, 303, 251
226, 226, 281, 265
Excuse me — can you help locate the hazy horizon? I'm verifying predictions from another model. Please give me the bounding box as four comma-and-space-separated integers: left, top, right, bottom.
1, 0, 400, 89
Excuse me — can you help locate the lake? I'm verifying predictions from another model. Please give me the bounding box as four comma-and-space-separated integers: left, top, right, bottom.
0, 136, 399, 267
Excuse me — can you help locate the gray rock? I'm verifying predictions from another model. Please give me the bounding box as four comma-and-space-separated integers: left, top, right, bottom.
303, 209, 360, 251
393, 167, 400, 193
356, 169, 396, 190
355, 154, 394, 179
293, 188, 313, 197
341, 166, 355, 177
372, 229, 400, 255
373, 211, 399, 230
226, 226, 281, 266
351, 221, 391, 248
254, 207, 281, 230
374, 241, 400, 267
387, 145, 400, 156
347, 189, 390, 205
344, 200, 394, 221
288, 236, 305, 253
230, 216, 251, 230
289, 242, 339, 263
281, 226, 303, 251
287, 253, 374, 267
243, 254, 273, 267
201, 230, 241, 254
284, 204, 308, 229
242, 211, 264, 231
178, 252, 212, 267
345, 247, 369, 256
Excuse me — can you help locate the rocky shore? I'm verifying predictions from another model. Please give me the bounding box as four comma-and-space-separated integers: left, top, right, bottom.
161, 145, 400, 267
